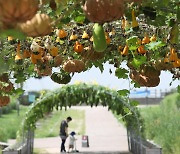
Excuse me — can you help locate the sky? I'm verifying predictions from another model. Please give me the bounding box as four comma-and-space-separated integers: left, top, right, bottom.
23, 62, 180, 97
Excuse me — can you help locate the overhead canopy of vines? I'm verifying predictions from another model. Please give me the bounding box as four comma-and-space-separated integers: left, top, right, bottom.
22, 83, 144, 134
0, 0, 179, 107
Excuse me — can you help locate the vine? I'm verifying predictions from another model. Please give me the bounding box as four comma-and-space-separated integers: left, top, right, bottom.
21, 83, 144, 136
0, 0, 179, 106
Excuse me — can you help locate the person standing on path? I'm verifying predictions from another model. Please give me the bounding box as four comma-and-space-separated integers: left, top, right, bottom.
60, 116, 72, 153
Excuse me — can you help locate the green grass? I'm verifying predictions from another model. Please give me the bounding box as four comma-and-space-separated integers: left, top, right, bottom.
35, 108, 85, 138
0, 105, 29, 142
140, 93, 180, 154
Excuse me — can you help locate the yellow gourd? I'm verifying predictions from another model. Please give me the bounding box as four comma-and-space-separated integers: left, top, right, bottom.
70, 33, 78, 41
150, 35, 156, 42
121, 45, 129, 56
15, 43, 23, 61
82, 31, 89, 39
105, 32, 111, 44
121, 18, 126, 29
131, 9, 139, 31
142, 34, 150, 44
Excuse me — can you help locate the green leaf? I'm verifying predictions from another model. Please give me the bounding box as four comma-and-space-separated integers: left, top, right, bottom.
123, 107, 130, 114
93, 62, 104, 73
115, 68, 129, 79
13, 88, 25, 95
162, 0, 170, 6
61, 17, 71, 24
177, 6, 180, 22
126, 36, 139, 50
130, 100, 139, 106
0, 29, 26, 40
117, 89, 130, 96
131, 56, 147, 68
74, 15, 85, 24
145, 41, 166, 51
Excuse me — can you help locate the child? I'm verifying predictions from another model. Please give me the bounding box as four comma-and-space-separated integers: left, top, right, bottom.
68, 131, 78, 153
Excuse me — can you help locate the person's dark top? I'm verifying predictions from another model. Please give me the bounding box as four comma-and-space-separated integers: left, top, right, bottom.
60, 120, 68, 136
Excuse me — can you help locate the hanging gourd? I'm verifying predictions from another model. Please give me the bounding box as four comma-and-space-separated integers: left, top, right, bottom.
82, 31, 89, 39
93, 23, 107, 52
150, 35, 156, 42
131, 9, 139, 31
137, 45, 147, 54
70, 33, 78, 41
142, 34, 150, 44
83, 0, 124, 24
80, 47, 104, 61
169, 47, 178, 62
49, 46, 59, 57
0, 95, 10, 107
52, 55, 63, 67
0, 0, 38, 28
23, 49, 31, 58
17, 14, 52, 37
63, 59, 85, 73
50, 71, 71, 84
74, 41, 84, 53
30, 54, 37, 64
121, 45, 129, 56
105, 32, 111, 45
30, 41, 44, 60
35, 65, 52, 76
56, 29, 68, 38
172, 60, 180, 68
121, 18, 126, 29
15, 43, 23, 64
0, 73, 14, 93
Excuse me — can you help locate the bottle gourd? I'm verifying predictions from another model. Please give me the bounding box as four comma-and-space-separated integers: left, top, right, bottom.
93, 23, 107, 52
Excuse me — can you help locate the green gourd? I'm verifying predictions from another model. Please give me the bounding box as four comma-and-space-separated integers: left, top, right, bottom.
93, 23, 107, 52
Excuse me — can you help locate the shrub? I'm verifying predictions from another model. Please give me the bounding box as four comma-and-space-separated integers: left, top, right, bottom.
141, 93, 180, 154
0, 128, 8, 142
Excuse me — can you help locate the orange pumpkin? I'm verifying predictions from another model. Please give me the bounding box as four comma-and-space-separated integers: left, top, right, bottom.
74, 41, 84, 53
49, 47, 58, 57
56, 29, 68, 38
63, 59, 85, 73
0, 0, 38, 28
142, 34, 150, 44
83, 0, 124, 24
0, 95, 10, 107
53, 55, 63, 67
23, 49, 31, 58
17, 14, 52, 37
137, 45, 147, 54
31, 54, 38, 64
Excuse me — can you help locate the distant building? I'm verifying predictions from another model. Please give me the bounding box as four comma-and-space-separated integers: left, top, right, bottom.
19, 91, 40, 105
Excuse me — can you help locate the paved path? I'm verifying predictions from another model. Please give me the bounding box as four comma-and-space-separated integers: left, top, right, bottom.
34, 106, 130, 154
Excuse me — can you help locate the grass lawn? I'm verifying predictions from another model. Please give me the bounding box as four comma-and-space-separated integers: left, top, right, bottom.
0, 105, 29, 142
35, 108, 86, 138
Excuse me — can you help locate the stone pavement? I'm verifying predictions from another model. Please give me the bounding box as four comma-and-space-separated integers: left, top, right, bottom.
34, 106, 130, 154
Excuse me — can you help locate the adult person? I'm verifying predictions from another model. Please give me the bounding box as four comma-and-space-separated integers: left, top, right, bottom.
60, 116, 72, 153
